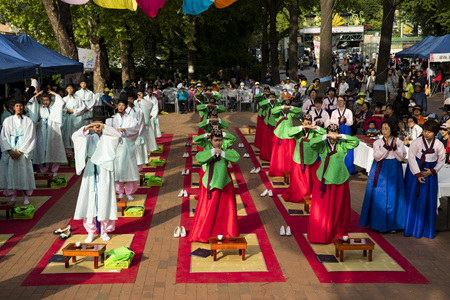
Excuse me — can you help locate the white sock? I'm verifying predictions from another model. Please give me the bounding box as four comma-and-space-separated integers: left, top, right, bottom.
23, 196, 30, 205
118, 193, 124, 198
53, 172, 58, 177
85, 233, 94, 243
127, 195, 134, 201
101, 233, 111, 241
10, 196, 16, 202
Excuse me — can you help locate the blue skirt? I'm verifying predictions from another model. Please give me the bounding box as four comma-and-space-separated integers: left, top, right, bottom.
359, 158, 406, 231
339, 124, 355, 174
404, 158, 438, 239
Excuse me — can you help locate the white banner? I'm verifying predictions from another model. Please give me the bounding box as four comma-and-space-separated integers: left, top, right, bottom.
430, 53, 450, 62
77, 48, 98, 71
332, 35, 341, 52
313, 35, 320, 68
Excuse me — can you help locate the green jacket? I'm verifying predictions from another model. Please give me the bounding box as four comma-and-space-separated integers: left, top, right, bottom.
193, 132, 236, 150
260, 100, 281, 126
194, 92, 222, 105
254, 93, 279, 117
288, 126, 326, 165
197, 103, 226, 120
198, 118, 229, 132
197, 148, 240, 190
310, 134, 359, 185
272, 105, 302, 139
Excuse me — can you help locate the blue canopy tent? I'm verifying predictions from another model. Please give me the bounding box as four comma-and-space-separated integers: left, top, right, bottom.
0, 52, 40, 84
395, 34, 450, 60
0, 34, 83, 78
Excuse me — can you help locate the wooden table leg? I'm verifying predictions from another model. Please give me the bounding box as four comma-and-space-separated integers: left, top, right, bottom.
101, 252, 105, 264
5, 209, 10, 220
47, 179, 51, 187
242, 249, 245, 261
212, 250, 217, 261
94, 256, 98, 269
340, 250, 344, 262
363, 250, 367, 257
335, 247, 339, 257
122, 207, 125, 216
368, 250, 373, 262
65, 257, 69, 268
72, 256, 76, 263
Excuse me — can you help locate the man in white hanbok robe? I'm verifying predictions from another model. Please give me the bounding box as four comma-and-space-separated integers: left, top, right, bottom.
0, 98, 36, 204
72, 120, 121, 242
137, 91, 158, 154
126, 93, 151, 171
62, 84, 85, 157
145, 87, 162, 138
106, 98, 140, 200
27, 90, 67, 176
74, 80, 96, 125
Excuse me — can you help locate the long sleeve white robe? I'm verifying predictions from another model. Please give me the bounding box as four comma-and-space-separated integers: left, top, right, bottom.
62, 94, 85, 148
0, 115, 36, 191
72, 125, 121, 221
146, 94, 162, 138
74, 89, 96, 125
138, 97, 158, 151
106, 113, 140, 182
27, 95, 67, 164
126, 106, 150, 165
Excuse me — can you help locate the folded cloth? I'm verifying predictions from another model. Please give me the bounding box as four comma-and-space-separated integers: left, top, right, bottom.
107, 246, 134, 262
151, 159, 166, 163
143, 175, 162, 183
125, 206, 144, 212
14, 204, 35, 215
52, 178, 68, 184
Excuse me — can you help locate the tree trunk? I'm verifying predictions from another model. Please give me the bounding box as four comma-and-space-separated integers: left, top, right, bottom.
42, 0, 78, 60
372, 0, 397, 104
318, 0, 334, 93
288, 0, 299, 82
268, 0, 281, 85
187, 16, 197, 81
88, 15, 109, 92
261, 0, 269, 82
128, 40, 136, 81
120, 39, 132, 84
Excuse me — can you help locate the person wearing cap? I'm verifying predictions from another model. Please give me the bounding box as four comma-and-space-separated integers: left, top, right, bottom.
412, 69, 427, 89
282, 114, 325, 203
268, 99, 302, 176
307, 123, 359, 243
188, 129, 240, 243
280, 87, 291, 101
61, 84, 85, 159
284, 77, 294, 90
412, 105, 425, 125
0, 92, 36, 204
410, 82, 427, 114
176, 86, 189, 114
72, 106, 122, 242
438, 123, 450, 158
251, 82, 262, 102
74, 77, 96, 125
440, 105, 450, 125
211, 81, 220, 92
404, 120, 445, 239
106, 95, 140, 201
359, 120, 407, 232
101, 87, 115, 115
27, 89, 67, 177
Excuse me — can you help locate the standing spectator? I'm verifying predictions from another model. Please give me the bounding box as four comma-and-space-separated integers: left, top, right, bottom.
386, 68, 398, 96
443, 79, 450, 103
101, 88, 115, 116
264, 67, 273, 86
338, 77, 349, 96
346, 71, 360, 94
412, 70, 427, 90
188, 85, 196, 111
410, 83, 427, 113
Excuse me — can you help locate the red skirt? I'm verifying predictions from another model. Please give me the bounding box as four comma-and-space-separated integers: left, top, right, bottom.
268, 136, 295, 176
282, 161, 319, 203
307, 180, 351, 244
188, 181, 240, 243
254, 115, 263, 149
259, 125, 274, 161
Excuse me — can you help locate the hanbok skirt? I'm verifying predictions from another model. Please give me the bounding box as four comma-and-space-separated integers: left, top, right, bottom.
339, 124, 355, 174
282, 161, 319, 203
268, 136, 295, 176
359, 158, 406, 232
404, 159, 438, 239
188, 180, 239, 243
254, 115, 263, 149
259, 125, 274, 161
307, 180, 351, 244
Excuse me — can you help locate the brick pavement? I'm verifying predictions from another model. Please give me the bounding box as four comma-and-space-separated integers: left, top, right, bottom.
0, 93, 449, 299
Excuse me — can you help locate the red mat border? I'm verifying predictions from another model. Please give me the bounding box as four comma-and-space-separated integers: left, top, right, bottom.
21, 134, 173, 286
175, 133, 285, 284
235, 127, 429, 284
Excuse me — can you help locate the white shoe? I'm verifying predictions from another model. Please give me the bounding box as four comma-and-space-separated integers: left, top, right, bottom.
260, 189, 269, 197
85, 233, 94, 243
280, 226, 286, 236
185, 169, 190, 175
174, 226, 181, 238
243, 153, 250, 158
250, 167, 256, 174
178, 189, 184, 197
10, 196, 16, 202
183, 190, 188, 197
180, 226, 187, 237
53, 172, 58, 178
23, 196, 30, 205
239, 143, 244, 148
118, 193, 124, 198
127, 195, 134, 201
268, 190, 273, 197
101, 233, 111, 241
254, 167, 261, 173
182, 153, 186, 158
182, 170, 186, 175
286, 226, 292, 236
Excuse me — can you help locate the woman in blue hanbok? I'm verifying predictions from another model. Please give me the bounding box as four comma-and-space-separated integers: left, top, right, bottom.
359, 121, 407, 232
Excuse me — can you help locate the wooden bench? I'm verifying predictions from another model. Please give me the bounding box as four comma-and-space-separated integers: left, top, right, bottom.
334, 238, 375, 262
302, 196, 311, 214
248, 126, 256, 134
34, 172, 53, 187
283, 171, 291, 185
209, 237, 247, 261
0, 202, 15, 219
62, 243, 106, 269
116, 197, 127, 216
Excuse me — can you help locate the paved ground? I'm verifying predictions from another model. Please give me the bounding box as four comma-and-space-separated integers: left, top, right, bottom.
0, 89, 449, 299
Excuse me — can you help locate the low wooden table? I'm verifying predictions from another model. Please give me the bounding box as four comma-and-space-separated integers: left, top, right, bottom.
248, 126, 256, 134
116, 197, 127, 216
0, 201, 15, 219
34, 172, 53, 187
209, 237, 247, 261
62, 243, 106, 269
302, 196, 311, 214
283, 171, 291, 185
334, 238, 375, 262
